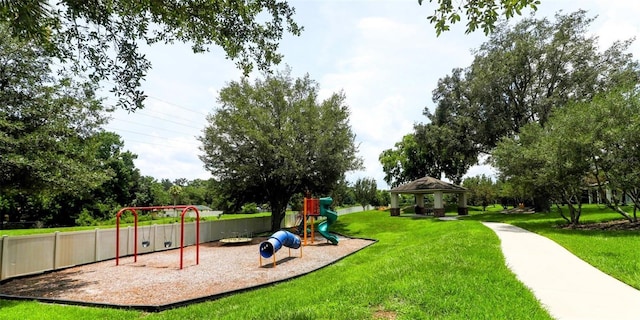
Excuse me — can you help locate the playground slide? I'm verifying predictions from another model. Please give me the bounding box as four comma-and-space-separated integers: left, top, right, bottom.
318, 204, 339, 245
259, 230, 301, 258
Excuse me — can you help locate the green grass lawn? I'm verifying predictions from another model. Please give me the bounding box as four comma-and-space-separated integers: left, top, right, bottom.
463, 204, 640, 290
0, 210, 552, 319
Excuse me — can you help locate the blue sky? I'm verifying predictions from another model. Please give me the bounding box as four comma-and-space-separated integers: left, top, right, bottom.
103, 0, 640, 190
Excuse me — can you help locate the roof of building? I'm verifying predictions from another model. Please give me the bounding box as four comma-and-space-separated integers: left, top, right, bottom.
390, 176, 468, 194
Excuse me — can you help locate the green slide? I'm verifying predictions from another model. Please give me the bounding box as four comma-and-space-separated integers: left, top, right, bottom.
318, 197, 339, 245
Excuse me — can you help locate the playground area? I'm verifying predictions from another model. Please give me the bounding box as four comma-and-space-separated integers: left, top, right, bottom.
0, 234, 373, 310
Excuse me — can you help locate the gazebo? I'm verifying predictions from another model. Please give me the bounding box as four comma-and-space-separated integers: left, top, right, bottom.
389, 176, 469, 217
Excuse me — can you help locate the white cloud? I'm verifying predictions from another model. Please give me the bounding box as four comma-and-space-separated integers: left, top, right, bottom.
105, 0, 640, 190
130, 135, 210, 181
315, 13, 486, 188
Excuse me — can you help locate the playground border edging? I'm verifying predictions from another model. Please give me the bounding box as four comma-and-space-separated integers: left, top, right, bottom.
0, 235, 378, 312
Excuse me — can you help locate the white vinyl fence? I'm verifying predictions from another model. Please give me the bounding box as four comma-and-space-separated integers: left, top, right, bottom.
337, 205, 371, 215
0, 206, 369, 281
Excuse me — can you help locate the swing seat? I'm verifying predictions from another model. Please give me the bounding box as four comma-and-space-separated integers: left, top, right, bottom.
142, 240, 150, 248
164, 241, 172, 248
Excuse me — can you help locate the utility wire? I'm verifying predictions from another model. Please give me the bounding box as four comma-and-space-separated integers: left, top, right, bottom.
108, 117, 201, 136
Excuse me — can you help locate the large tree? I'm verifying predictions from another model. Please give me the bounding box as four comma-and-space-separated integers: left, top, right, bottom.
383, 10, 640, 191
431, 11, 639, 153
379, 123, 477, 187
41, 131, 142, 225
379, 134, 428, 188
462, 174, 497, 211
91, 132, 140, 209
413, 123, 478, 185
353, 177, 377, 210
329, 175, 355, 208
577, 86, 640, 222
492, 85, 640, 224
0, 24, 109, 212
492, 119, 588, 223
0, 1, 302, 110
132, 176, 171, 207
199, 70, 362, 231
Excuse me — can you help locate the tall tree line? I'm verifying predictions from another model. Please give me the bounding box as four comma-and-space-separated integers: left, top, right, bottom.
0, 23, 226, 226
381, 11, 639, 213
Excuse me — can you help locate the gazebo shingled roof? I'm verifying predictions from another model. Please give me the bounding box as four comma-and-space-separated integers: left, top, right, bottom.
390, 176, 468, 194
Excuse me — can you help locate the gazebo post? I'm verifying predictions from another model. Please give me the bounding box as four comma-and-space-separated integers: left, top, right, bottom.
415, 194, 425, 215
457, 192, 468, 215
390, 193, 400, 216
433, 191, 445, 217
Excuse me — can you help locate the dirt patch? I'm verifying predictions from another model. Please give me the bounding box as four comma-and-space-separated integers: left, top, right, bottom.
372, 307, 397, 320
0, 235, 374, 310
562, 219, 640, 231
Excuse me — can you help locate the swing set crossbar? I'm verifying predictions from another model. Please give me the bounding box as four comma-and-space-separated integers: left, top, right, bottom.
115, 205, 201, 270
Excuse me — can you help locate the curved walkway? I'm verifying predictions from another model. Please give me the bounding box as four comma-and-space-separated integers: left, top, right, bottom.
483, 222, 640, 320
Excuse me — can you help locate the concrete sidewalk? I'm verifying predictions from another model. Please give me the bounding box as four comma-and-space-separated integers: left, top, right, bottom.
483, 222, 640, 320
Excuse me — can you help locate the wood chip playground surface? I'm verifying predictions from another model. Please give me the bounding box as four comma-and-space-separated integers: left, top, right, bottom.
0, 235, 374, 311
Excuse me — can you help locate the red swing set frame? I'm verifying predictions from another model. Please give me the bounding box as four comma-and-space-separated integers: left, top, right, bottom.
115, 205, 200, 270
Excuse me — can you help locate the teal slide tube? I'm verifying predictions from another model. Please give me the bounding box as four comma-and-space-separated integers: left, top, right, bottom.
259, 230, 301, 258
318, 197, 339, 245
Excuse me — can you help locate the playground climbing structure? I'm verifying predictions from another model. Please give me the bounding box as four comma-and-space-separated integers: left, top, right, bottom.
303, 197, 339, 245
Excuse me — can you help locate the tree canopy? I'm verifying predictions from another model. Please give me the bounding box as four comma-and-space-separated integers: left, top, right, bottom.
0, 24, 223, 225
378, 124, 476, 187
199, 69, 362, 231
492, 85, 640, 224
462, 174, 498, 211
381, 10, 639, 195
379, 134, 425, 188
353, 177, 378, 210
418, 0, 541, 35
0, 0, 302, 110
0, 24, 109, 199
432, 10, 639, 153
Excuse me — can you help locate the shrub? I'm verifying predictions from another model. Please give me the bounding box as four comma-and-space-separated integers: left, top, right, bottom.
75, 209, 97, 226
241, 202, 259, 214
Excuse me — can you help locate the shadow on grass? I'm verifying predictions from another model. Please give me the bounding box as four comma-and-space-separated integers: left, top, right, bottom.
330, 220, 363, 237
0, 299, 23, 308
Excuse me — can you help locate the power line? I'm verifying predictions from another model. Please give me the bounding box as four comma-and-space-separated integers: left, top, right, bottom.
146, 95, 209, 117
114, 133, 203, 150
109, 116, 202, 136
50, 62, 212, 119
132, 110, 205, 129
119, 137, 181, 148
107, 127, 200, 142
102, 97, 207, 129
106, 109, 204, 130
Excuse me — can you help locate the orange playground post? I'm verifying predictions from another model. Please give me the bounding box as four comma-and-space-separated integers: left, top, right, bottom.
303, 198, 320, 245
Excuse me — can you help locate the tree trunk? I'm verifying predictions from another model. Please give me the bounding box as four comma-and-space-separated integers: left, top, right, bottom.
269, 199, 288, 232
568, 204, 577, 226
555, 203, 570, 224
533, 195, 551, 213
